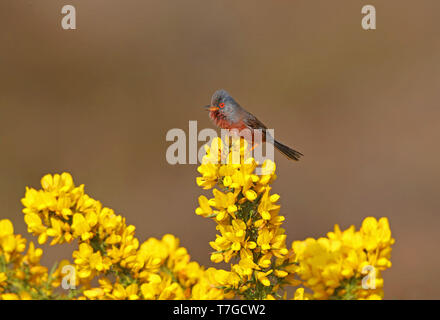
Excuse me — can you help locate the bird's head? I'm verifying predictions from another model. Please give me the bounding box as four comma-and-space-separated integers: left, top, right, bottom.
204, 89, 237, 116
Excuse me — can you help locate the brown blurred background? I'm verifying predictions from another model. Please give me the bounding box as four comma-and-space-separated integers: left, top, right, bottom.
1, 0, 439, 299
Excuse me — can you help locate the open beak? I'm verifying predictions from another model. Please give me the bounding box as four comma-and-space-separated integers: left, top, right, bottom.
203, 105, 219, 111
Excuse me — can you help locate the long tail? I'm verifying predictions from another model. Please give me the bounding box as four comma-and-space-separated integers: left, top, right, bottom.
273, 140, 303, 161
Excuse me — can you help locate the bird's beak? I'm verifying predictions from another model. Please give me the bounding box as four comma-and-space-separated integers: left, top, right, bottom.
203, 105, 219, 111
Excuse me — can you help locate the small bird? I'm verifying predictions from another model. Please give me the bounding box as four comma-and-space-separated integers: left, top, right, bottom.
204, 89, 303, 161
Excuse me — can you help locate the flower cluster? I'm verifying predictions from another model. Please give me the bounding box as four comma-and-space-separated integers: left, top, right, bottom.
0, 137, 395, 300
79, 234, 226, 300
196, 137, 301, 299
0, 219, 70, 300
19, 173, 225, 300
292, 217, 394, 299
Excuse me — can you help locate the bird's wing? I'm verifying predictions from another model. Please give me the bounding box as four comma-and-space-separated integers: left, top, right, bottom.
241, 111, 277, 142
242, 112, 268, 130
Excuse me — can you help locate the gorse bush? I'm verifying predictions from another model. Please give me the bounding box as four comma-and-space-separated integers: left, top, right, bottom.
0, 137, 394, 300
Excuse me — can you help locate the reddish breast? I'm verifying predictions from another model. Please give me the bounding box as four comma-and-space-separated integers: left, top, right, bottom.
209, 111, 247, 131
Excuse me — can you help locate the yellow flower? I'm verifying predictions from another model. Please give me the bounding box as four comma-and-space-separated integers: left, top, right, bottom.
108, 283, 140, 300
258, 159, 277, 186
41, 173, 74, 193
83, 288, 105, 300
1, 150, 395, 301
210, 219, 247, 262
0, 220, 26, 262
71, 213, 95, 241
211, 189, 239, 221
257, 187, 280, 221
73, 243, 110, 279
245, 190, 257, 201
293, 217, 394, 300
196, 138, 297, 299
1, 293, 20, 300
46, 217, 68, 245
293, 287, 309, 300
23, 242, 43, 265
195, 195, 213, 217
191, 273, 225, 299
0, 219, 14, 237
256, 270, 273, 286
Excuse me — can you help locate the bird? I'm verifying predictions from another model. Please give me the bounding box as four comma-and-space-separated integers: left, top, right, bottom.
204, 89, 303, 161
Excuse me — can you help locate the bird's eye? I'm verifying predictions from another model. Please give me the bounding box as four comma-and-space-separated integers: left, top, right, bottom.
219, 103, 225, 108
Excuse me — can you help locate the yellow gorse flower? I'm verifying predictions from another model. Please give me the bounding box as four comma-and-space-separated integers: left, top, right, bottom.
0, 218, 67, 300
0, 137, 394, 300
18, 173, 226, 300
195, 137, 299, 299
292, 217, 394, 300
195, 137, 394, 300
